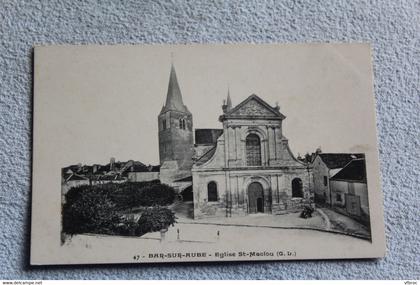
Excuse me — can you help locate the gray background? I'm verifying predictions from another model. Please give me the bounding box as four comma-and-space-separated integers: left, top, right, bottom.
0, 0, 418, 279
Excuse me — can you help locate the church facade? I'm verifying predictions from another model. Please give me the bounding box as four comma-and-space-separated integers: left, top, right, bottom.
158, 64, 314, 219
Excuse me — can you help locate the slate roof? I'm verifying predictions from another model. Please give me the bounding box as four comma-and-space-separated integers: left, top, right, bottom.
194, 146, 217, 166
126, 162, 149, 172
195, 129, 223, 145
330, 159, 367, 183
124, 161, 160, 173
62, 160, 159, 181
66, 173, 89, 181
160, 64, 190, 114
318, 153, 365, 169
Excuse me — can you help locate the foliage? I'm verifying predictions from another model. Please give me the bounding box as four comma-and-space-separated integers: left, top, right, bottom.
62, 181, 177, 236
136, 207, 177, 234
62, 188, 119, 235
65, 180, 176, 209
133, 184, 176, 207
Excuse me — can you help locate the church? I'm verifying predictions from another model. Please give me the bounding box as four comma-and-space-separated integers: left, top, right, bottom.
157, 64, 314, 219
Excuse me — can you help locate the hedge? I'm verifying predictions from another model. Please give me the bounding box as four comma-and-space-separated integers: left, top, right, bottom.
62, 181, 177, 236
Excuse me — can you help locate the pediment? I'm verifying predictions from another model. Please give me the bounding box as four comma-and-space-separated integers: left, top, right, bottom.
229, 97, 279, 117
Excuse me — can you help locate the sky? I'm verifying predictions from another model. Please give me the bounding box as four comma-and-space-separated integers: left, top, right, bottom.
35, 44, 377, 166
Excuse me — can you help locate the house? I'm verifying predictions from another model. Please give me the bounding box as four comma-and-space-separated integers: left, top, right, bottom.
329, 158, 369, 225
311, 152, 364, 205
61, 158, 160, 194
125, 161, 160, 182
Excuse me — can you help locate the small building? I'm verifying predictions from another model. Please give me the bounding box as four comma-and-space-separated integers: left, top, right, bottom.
126, 162, 160, 183
311, 153, 364, 205
329, 158, 369, 225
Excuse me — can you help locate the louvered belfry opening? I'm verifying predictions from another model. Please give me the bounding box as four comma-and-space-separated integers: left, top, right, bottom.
246, 134, 262, 166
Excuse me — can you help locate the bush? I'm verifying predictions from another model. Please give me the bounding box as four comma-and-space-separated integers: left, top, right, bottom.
134, 184, 176, 207
136, 207, 177, 234
62, 189, 120, 235
98, 181, 176, 208
62, 181, 177, 236
65, 181, 176, 210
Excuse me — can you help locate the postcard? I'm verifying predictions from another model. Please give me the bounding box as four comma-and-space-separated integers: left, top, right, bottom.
31, 43, 385, 265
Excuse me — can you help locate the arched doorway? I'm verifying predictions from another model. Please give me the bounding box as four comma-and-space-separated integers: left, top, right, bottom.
248, 182, 264, 213
180, 185, 193, 201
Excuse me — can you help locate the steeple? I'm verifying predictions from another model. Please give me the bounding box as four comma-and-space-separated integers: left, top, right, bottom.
161, 63, 189, 114
222, 87, 233, 113
226, 88, 232, 110
158, 61, 194, 173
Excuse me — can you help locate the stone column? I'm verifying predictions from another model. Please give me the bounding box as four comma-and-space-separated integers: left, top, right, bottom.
261, 138, 267, 166
223, 124, 229, 168
270, 175, 278, 206
238, 176, 245, 212
268, 126, 276, 164
228, 126, 236, 166
235, 126, 242, 165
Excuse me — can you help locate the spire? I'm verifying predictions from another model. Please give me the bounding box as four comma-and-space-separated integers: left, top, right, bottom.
226, 87, 232, 110
222, 87, 233, 113
161, 63, 189, 113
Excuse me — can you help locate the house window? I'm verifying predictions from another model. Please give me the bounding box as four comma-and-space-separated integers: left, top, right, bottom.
246, 134, 262, 166
336, 193, 342, 202
292, 178, 303, 198
207, 181, 218, 202
323, 176, 328, 186
162, 119, 167, 130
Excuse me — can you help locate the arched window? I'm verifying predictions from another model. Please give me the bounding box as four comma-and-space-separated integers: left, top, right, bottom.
162, 119, 167, 130
292, 178, 303, 198
179, 118, 186, 130
207, 181, 218, 202
246, 134, 262, 166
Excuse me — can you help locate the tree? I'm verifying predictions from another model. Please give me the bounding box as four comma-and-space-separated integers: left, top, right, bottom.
136, 207, 177, 234
62, 188, 120, 235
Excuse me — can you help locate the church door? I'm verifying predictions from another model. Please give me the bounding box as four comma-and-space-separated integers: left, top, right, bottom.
248, 182, 264, 214
257, 198, 263, 212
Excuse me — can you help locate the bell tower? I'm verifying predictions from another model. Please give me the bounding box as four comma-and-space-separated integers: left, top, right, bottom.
158, 63, 194, 175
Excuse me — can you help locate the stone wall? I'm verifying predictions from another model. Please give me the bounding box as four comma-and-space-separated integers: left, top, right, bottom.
158, 110, 194, 171
127, 171, 159, 182
193, 167, 314, 219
